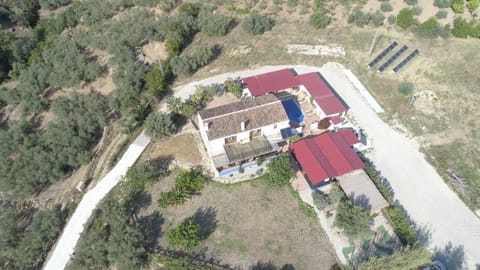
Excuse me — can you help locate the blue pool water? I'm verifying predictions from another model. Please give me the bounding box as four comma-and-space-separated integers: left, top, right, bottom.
281, 99, 305, 123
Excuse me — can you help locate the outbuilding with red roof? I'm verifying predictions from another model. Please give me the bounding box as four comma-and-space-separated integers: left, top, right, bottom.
290, 130, 364, 187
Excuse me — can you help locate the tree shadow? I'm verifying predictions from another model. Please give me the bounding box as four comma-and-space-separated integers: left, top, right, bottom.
138, 211, 164, 251
128, 190, 152, 214
148, 154, 174, 176
348, 193, 372, 213
434, 242, 466, 270
249, 261, 295, 270
187, 206, 218, 241
156, 246, 238, 270
415, 224, 432, 247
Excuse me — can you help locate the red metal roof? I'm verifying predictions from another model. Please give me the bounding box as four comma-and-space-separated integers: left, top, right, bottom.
298, 72, 347, 116
290, 132, 364, 187
329, 115, 343, 125
336, 129, 360, 145
314, 96, 346, 116
297, 73, 332, 98
243, 69, 299, 96
243, 70, 347, 115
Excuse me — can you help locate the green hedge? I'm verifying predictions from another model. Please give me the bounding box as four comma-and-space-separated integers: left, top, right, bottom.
384, 207, 417, 246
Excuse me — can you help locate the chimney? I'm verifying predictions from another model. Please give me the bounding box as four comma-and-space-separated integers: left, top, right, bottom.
241, 120, 246, 131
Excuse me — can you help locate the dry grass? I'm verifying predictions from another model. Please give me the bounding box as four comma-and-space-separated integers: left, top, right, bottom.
140, 176, 338, 269
139, 132, 206, 167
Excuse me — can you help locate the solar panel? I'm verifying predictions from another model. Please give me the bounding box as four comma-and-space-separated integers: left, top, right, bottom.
368, 41, 398, 67
393, 49, 419, 73
378, 45, 408, 72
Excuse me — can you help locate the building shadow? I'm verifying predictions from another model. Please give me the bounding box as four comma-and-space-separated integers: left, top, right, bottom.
434, 242, 466, 270
186, 206, 218, 241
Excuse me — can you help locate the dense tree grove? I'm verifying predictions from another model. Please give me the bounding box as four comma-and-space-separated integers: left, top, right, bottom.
0, 93, 106, 197
71, 162, 160, 270
0, 204, 66, 270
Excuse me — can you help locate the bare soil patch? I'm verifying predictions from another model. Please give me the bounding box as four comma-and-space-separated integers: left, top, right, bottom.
142, 41, 168, 64
205, 92, 238, 109
139, 132, 205, 167
141, 177, 338, 269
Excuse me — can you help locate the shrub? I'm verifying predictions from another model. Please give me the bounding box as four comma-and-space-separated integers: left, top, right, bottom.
412, 5, 423, 15
435, 9, 449, 19
289, 134, 302, 144
167, 220, 201, 251
364, 165, 394, 203
199, 13, 233, 36
145, 61, 172, 96
467, 0, 479, 11
434, 0, 451, 8
404, 0, 418, 5
39, 0, 71, 10
238, 166, 245, 174
256, 157, 265, 165
264, 153, 295, 187
242, 12, 275, 35
380, 2, 394, 12
451, 0, 465, 13
224, 78, 243, 98
159, 0, 182, 12
372, 11, 385, 26
415, 17, 442, 38
170, 44, 215, 76
398, 81, 415, 95
313, 191, 331, 210
334, 201, 372, 239
396, 8, 415, 29
451, 16, 473, 37
388, 14, 397, 24
309, 10, 331, 29
348, 9, 372, 27
384, 207, 417, 245
175, 169, 207, 192
144, 112, 176, 139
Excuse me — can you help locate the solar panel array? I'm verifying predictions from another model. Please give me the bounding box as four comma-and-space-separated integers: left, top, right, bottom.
378, 45, 408, 72
368, 41, 398, 67
393, 49, 419, 73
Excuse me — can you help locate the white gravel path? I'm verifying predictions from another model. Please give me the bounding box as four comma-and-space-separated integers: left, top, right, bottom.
45, 63, 480, 269
43, 132, 150, 270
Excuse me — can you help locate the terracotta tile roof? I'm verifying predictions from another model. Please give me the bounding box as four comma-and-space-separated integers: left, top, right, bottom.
199, 94, 289, 140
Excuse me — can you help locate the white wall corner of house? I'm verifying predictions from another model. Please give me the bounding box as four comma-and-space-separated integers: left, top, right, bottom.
243, 88, 252, 97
